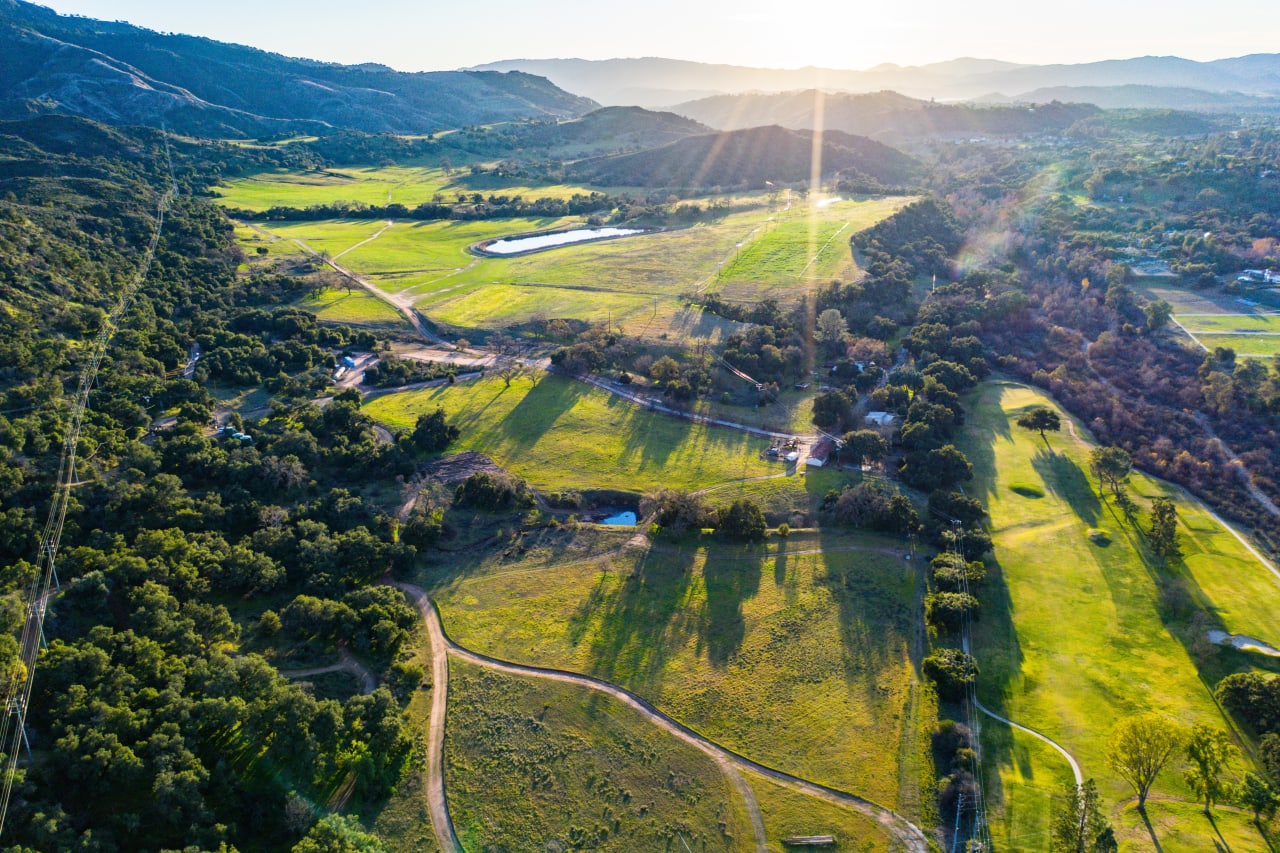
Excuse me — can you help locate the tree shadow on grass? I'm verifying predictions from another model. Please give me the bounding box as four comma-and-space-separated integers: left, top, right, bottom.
496, 375, 581, 450
1032, 448, 1101, 526
584, 543, 699, 692
698, 544, 763, 666
1140, 806, 1167, 853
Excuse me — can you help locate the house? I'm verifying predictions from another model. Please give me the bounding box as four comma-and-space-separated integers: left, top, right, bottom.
806, 439, 835, 468
866, 411, 896, 427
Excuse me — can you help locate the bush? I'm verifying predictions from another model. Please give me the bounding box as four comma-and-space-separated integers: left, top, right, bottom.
411, 407, 460, 453
923, 648, 979, 700
718, 499, 767, 542
1217, 672, 1280, 736
926, 592, 981, 634
640, 488, 710, 535
930, 552, 987, 591
454, 471, 532, 511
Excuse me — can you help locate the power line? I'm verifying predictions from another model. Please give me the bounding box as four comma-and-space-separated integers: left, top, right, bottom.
0, 133, 177, 837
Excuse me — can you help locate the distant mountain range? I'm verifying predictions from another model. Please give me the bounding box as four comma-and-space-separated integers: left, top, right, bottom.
473, 55, 1280, 113
669, 91, 1107, 141
0, 0, 596, 138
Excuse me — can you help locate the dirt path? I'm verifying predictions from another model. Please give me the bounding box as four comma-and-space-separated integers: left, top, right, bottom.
279, 647, 377, 695
975, 699, 1083, 786
394, 583, 462, 853
333, 220, 395, 261
394, 581, 929, 853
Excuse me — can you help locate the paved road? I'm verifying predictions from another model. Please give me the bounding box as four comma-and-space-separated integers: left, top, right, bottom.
394, 581, 930, 853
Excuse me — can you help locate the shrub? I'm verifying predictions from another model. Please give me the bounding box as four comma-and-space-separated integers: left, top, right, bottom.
926, 592, 981, 634
640, 488, 710, 535
923, 648, 979, 700
454, 471, 532, 511
718, 499, 767, 542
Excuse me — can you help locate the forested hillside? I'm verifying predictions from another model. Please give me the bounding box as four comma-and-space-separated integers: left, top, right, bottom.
0, 116, 435, 852
0, 0, 595, 137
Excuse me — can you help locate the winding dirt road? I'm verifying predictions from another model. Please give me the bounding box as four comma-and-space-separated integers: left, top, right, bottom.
392, 581, 929, 853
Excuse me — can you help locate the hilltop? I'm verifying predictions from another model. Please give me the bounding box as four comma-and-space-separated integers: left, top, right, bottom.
570, 124, 919, 189
0, 0, 595, 137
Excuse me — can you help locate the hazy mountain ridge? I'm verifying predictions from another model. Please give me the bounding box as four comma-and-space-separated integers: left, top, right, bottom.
474, 54, 1280, 109
669, 90, 1104, 140
0, 0, 597, 137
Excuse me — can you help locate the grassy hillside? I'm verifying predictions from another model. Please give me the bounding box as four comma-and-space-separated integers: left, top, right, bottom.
364, 374, 775, 493
962, 381, 1279, 850
426, 529, 927, 811
443, 660, 755, 851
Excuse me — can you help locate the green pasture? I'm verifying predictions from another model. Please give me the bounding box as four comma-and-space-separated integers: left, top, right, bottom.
748, 773, 896, 852
1182, 332, 1280, 357
296, 286, 408, 329
428, 529, 925, 809
257, 219, 388, 258
215, 164, 625, 212
1176, 314, 1280, 333
962, 381, 1277, 835
339, 217, 578, 276
711, 197, 909, 300
425, 284, 654, 330
363, 373, 774, 493
444, 659, 753, 852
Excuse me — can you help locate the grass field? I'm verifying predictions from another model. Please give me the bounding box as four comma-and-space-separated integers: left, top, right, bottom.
444, 659, 754, 852
214, 165, 615, 213
427, 528, 925, 810
424, 283, 655, 330
258, 219, 389, 258
224, 169, 909, 340
709, 197, 910, 301
297, 286, 409, 329
748, 773, 896, 852
363, 373, 774, 493
339, 217, 577, 277
1133, 282, 1280, 357
962, 380, 1278, 844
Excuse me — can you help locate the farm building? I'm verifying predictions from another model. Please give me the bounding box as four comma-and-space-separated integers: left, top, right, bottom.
806, 439, 835, 467
866, 411, 896, 427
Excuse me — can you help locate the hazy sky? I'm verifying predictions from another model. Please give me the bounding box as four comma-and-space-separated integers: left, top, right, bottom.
33, 0, 1280, 70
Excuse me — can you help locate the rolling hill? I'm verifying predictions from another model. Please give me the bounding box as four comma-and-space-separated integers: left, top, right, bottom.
569, 124, 919, 189
0, 0, 596, 138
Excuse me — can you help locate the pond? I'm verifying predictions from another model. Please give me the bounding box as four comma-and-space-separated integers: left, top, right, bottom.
478, 227, 648, 256
599, 510, 637, 527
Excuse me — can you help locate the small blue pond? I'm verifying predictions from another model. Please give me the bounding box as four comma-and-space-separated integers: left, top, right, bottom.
600, 511, 637, 527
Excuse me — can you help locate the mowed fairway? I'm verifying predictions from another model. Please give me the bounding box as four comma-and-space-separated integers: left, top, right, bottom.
444, 660, 754, 852
428, 531, 925, 810
363, 374, 773, 493
963, 381, 1277, 849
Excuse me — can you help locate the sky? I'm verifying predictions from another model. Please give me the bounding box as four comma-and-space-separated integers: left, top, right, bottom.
32, 0, 1280, 71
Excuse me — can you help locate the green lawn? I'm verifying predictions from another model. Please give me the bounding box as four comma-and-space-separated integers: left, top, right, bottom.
444, 659, 755, 852
962, 381, 1276, 839
427, 529, 925, 811
363, 373, 774, 493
